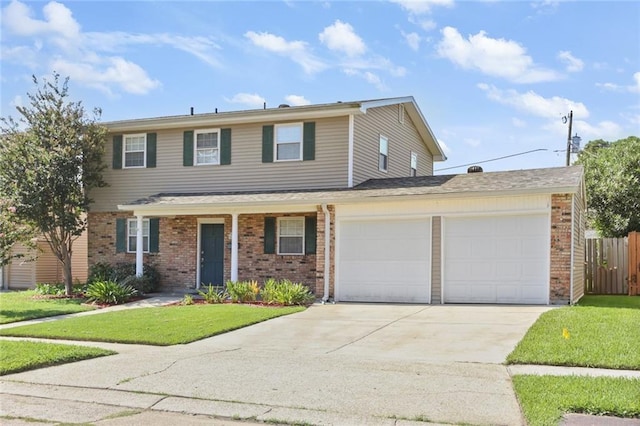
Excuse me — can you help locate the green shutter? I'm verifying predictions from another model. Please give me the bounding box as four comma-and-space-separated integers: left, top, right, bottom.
264, 217, 276, 254
262, 125, 274, 163
303, 122, 315, 161
305, 216, 317, 255
220, 128, 231, 165
149, 218, 159, 253
112, 135, 123, 169
146, 133, 157, 168
183, 131, 194, 166
116, 218, 126, 253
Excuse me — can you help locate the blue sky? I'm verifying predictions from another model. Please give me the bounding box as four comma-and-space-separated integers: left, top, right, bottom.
1, 0, 639, 174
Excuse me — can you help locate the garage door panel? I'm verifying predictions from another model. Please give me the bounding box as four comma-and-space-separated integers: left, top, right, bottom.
444, 214, 548, 304
338, 219, 431, 303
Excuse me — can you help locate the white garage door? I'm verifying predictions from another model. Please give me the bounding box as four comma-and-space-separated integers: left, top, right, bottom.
443, 214, 549, 304
337, 218, 431, 303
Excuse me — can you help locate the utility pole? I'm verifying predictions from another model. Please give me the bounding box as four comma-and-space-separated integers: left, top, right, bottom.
565, 110, 573, 166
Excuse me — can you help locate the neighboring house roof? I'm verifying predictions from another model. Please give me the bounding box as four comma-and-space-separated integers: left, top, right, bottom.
119, 166, 583, 214
104, 96, 446, 162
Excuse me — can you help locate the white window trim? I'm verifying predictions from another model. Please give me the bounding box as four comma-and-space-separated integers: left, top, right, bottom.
274, 122, 303, 162
127, 218, 150, 253
123, 133, 147, 169
194, 128, 220, 166
410, 151, 418, 176
277, 217, 305, 255
379, 135, 389, 173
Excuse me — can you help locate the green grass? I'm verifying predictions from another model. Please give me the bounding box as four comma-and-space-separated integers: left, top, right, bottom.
577, 295, 640, 309
507, 296, 640, 370
512, 375, 640, 426
0, 340, 115, 375
0, 304, 305, 345
0, 290, 94, 324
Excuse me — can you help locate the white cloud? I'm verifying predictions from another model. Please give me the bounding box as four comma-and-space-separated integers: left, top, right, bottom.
477, 83, 589, 119
596, 82, 623, 92
437, 27, 561, 83
245, 31, 326, 74
391, 0, 454, 15
342, 69, 388, 91
284, 95, 311, 106
437, 138, 451, 154
2, 0, 80, 39
464, 138, 481, 148
319, 20, 366, 57
10, 95, 23, 108
51, 57, 160, 95
226, 93, 266, 109
557, 51, 584, 72
512, 117, 527, 128
402, 31, 421, 51
1, 0, 229, 96
630, 71, 640, 93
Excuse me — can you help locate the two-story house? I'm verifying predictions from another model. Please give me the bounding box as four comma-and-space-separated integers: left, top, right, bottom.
88, 96, 585, 305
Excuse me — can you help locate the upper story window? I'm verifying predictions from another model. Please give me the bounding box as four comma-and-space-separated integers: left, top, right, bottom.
127, 218, 149, 253
195, 129, 219, 165
379, 135, 388, 172
278, 217, 304, 255
275, 123, 303, 161
410, 152, 418, 176
124, 134, 146, 168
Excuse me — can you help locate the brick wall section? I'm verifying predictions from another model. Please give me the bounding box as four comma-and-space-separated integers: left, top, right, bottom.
314, 205, 335, 299
89, 211, 320, 292
550, 194, 573, 304
237, 213, 317, 292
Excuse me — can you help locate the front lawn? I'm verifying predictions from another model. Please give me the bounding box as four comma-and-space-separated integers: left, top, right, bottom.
513, 375, 640, 425
0, 340, 115, 375
0, 290, 94, 324
507, 296, 640, 370
0, 304, 305, 345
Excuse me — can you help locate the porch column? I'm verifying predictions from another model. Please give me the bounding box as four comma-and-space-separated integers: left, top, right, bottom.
231, 213, 239, 282
135, 214, 144, 277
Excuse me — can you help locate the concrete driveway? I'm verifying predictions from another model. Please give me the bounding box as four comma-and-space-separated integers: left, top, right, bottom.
1, 303, 550, 425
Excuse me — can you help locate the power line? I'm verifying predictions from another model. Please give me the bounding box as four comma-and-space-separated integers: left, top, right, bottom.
434, 148, 549, 172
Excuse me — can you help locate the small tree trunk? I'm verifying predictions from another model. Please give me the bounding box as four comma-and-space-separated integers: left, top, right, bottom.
60, 242, 74, 296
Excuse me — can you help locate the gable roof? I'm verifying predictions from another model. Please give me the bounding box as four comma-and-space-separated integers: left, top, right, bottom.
118, 166, 583, 214
104, 96, 446, 162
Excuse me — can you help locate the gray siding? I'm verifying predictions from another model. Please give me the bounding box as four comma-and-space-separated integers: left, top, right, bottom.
572, 186, 586, 303
430, 216, 441, 304
91, 116, 349, 211
352, 105, 434, 186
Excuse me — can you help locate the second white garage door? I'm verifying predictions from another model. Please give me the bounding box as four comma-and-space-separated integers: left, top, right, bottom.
337, 218, 431, 303
443, 214, 549, 304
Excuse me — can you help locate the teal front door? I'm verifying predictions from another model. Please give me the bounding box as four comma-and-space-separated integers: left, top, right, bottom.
200, 224, 224, 286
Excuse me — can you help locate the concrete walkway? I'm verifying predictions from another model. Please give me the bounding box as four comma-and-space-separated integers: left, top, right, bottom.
1, 297, 638, 426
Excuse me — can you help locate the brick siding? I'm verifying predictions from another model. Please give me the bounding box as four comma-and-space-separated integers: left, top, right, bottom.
550, 193, 573, 304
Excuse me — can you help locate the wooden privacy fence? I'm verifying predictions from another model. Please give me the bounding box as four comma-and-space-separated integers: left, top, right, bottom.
585, 236, 628, 295
629, 232, 639, 296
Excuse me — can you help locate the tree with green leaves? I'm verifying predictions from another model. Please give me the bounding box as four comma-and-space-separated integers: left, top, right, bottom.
576, 136, 640, 237
0, 199, 37, 268
0, 73, 107, 295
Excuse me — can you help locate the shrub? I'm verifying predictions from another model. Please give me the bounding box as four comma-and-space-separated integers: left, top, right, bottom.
85, 280, 137, 305
87, 262, 116, 283
260, 278, 314, 306
88, 262, 160, 294
198, 284, 228, 304
182, 294, 194, 305
35, 282, 86, 296
226, 280, 259, 303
